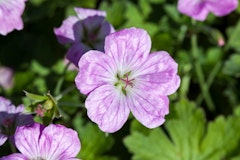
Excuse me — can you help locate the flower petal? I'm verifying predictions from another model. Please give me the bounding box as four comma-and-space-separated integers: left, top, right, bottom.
39, 124, 80, 160
208, 0, 238, 16
128, 92, 169, 128
0, 0, 26, 35
177, 0, 209, 21
104, 27, 151, 70
66, 42, 91, 67
0, 66, 14, 89
0, 134, 7, 146
14, 123, 43, 159
54, 16, 79, 44
74, 7, 106, 20
75, 51, 115, 95
85, 85, 130, 133
135, 51, 180, 95
0, 153, 27, 160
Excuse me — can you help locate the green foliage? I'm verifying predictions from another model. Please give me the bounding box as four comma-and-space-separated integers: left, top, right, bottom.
223, 53, 240, 77
124, 99, 240, 160
1, 0, 240, 159
73, 113, 117, 160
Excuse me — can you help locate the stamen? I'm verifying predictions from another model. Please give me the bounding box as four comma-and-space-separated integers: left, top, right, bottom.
35, 104, 46, 117
120, 74, 135, 89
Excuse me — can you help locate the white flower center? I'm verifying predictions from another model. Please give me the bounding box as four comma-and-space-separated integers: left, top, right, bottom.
114, 71, 135, 96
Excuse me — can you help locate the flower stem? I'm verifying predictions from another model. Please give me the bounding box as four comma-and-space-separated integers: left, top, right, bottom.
54, 61, 71, 96
55, 85, 76, 101
191, 20, 215, 111
9, 141, 16, 153
196, 61, 222, 105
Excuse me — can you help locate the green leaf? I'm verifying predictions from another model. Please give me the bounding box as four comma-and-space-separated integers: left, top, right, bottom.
30, 60, 50, 76
164, 4, 181, 23
227, 20, 240, 51
73, 114, 117, 160
222, 53, 240, 77
139, 0, 152, 18
100, 1, 126, 28
124, 99, 240, 160
24, 90, 48, 102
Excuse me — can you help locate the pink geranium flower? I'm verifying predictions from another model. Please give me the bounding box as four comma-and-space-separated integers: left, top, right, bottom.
75, 28, 180, 133
0, 96, 33, 146
0, 0, 27, 35
0, 123, 81, 160
54, 8, 114, 66
0, 66, 14, 89
177, 0, 238, 21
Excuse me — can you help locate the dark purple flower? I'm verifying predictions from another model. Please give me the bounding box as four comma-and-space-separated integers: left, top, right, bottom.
0, 96, 33, 146
54, 8, 114, 66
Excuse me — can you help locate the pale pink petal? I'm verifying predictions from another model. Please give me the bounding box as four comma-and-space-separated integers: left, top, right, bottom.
0, 67, 14, 89
105, 27, 151, 69
0, 0, 27, 35
0, 134, 7, 146
135, 51, 180, 95
39, 124, 80, 160
74, 7, 106, 20
66, 42, 91, 67
75, 51, 115, 95
0, 153, 27, 160
54, 16, 79, 44
85, 85, 130, 133
178, 0, 238, 21
14, 123, 43, 159
208, 0, 238, 16
128, 92, 169, 128
177, 0, 209, 21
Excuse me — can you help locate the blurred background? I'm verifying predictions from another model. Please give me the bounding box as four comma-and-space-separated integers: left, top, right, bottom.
0, 0, 240, 159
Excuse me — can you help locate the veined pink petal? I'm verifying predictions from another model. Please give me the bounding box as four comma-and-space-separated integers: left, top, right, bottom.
74, 7, 106, 20
54, 16, 79, 44
0, 153, 27, 160
39, 124, 80, 160
85, 85, 130, 133
0, 134, 7, 146
105, 27, 151, 70
208, 0, 238, 16
14, 123, 43, 159
0, 0, 27, 35
128, 92, 169, 128
75, 50, 115, 95
135, 51, 180, 95
66, 42, 91, 67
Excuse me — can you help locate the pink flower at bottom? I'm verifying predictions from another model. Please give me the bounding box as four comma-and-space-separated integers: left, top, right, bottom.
177, 0, 238, 21
0, 123, 81, 160
75, 27, 180, 133
0, 0, 27, 36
